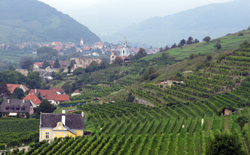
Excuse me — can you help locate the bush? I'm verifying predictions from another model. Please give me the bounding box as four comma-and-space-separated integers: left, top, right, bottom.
238, 32, 244, 36
214, 43, 222, 50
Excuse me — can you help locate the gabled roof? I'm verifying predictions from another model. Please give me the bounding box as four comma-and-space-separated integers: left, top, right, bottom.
73, 90, 80, 93
24, 95, 41, 105
34, 62, 43, 68
29, 89, 57, 100
40, 113, 85, 130
7, 84, 29, 94
53, 87, 66, 95
0, 99, 32, 113
54, 95, 70, 102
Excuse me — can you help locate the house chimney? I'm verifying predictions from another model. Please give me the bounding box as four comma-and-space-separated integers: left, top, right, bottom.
8, 99, 9, 103
23, 99, 25, 103
81, 112, 84, 118
35, 89, 37, 94
62, 110, 66, 125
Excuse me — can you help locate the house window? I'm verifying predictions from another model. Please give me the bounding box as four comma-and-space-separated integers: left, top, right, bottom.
45, 132, 49, 139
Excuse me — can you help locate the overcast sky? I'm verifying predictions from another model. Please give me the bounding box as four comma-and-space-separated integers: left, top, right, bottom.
38, 0, 234, 37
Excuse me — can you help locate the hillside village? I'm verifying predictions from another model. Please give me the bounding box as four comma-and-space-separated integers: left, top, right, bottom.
1, 0, 250, 154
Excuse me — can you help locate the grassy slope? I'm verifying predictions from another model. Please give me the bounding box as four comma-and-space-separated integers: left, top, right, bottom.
142, 30, 250, 61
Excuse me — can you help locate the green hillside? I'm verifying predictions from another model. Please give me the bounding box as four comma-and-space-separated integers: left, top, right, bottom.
143, 30, 250, 60
0, 0, 100, 43
3, 30, 250, 154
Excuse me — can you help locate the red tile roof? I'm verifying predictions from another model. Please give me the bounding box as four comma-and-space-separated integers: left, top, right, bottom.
83, 47, 91, 51
34, 62, 43, 68
24, 95, 41, 105
54, 95, 70, 102
7, 84, 29, 94
53, 46, 63, 51
73, 90, 80, 93
53, 87, 66, 95
29, 89, 57, 100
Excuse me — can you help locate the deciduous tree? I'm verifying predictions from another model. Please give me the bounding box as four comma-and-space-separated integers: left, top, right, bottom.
42, 60, 50, 69
12, 88, 24, 99
236, 116, 249, 131
203, 36, 211, 44
21, 59, 33, 70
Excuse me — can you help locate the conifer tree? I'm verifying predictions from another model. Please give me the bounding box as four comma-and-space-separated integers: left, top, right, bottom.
54, 58, 60, 68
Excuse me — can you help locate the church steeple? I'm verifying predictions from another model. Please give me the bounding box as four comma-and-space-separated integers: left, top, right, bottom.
120, 36, 129, 56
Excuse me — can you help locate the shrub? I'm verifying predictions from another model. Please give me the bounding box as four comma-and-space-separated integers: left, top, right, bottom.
214, 43, 222, 50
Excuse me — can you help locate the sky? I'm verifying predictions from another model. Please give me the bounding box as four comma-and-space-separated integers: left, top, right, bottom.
38, 0, 234, 39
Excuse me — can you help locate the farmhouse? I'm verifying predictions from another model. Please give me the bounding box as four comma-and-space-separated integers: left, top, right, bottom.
0, 99, 34, 117
39, 110, 85, 142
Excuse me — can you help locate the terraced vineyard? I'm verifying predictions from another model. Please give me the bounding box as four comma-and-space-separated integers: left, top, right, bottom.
16, 101, 250, 155
12, 45, 250, 154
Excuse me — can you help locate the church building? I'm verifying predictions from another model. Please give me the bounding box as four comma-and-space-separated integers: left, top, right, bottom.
110, 37, 131, 64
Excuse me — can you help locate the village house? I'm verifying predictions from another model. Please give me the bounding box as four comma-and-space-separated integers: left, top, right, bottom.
28, 88, 70, 105
71, 90, 81, 97
23, 94, 41, 107
70, 58, 102, 69
92, 52, 99, 56
0, 99, 34, 117
39, 110, 85, 141
7, 84, 29, 94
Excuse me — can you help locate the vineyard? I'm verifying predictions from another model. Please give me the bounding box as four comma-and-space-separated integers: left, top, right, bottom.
12, 101, 250, 155
5, 44, 250, 154
0, 119, 39, 147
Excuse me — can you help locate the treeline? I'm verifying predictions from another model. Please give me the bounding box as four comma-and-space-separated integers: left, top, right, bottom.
0, 70, 42, 89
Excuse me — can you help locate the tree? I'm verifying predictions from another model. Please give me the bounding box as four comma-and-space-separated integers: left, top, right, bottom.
70, 60, 75, 68
164, 45, 170, 51
34, 99, 56, 115
126, 93, 135, 102
214, 43, 222, 50
194, 39, 200, 43
8, 64, 16, 71
187, 36, 194, 44
42, 60, 50, 69
0, 83, 10, 98
54, 58, 60, 68
67, 66, 71, 74
21, 59, 33, 70
171, 43, 177, 48
37, 47, 53, 55
48, 49, 59, 57
240, 40, 250, 48
159, 47, 163, 52
236, 116, 249, 131
113, 57, 123, 65
179, 39, 186, 46
206, 133, 246, 155
12, 88, 24, 99
26, 71, 42, 89
203, 36, 211, 44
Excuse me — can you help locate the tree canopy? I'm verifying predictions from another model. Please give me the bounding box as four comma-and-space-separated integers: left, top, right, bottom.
34, 99, 56, 115
203, 36, 211, 44
21, 59, 33, 70
42, 60, 50, 69
236, 116, 249, 131
12, 87, 24, 99
54, 58, 61, 68
206, 133, 246, 155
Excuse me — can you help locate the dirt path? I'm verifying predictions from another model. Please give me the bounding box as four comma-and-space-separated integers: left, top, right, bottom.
243, 138, 250, 155
10, 146, 30, 153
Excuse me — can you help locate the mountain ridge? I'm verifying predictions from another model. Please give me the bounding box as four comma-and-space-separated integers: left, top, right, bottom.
0, 0, 100, 44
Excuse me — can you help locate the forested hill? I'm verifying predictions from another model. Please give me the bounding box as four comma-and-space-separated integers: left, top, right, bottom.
0, 0, 100, 43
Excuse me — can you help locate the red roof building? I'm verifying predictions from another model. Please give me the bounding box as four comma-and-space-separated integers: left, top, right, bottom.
7, 84, 29, 94
53, 46, 63, 52
53, 87, 66, 95
24, 94, 41, 107
29, 89, 69, 105
83, 47, 91, 51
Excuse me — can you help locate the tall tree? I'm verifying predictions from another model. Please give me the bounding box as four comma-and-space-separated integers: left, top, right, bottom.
8, 64, 16, 71
113, 57, 123, 65
164, 45, 170, 51
171, 43, 177, 48
21, 59, 33, 70
179, 39, 186, 46
0, 83, 10, 98
12, 88, 24, 99
37, 46, 53, 55
54, 58, 61, 68
42, 60, 50, 69
203, 36, 211, 44
194, 39, 200, 43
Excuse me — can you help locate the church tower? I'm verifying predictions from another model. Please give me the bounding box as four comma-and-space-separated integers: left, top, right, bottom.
80, 38, 84, 46
120, 36, 129, 57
